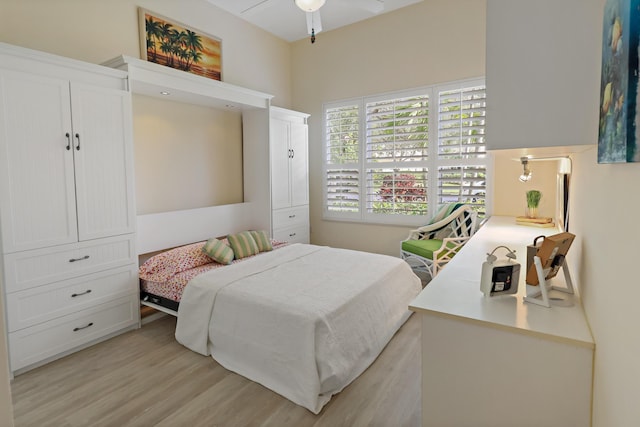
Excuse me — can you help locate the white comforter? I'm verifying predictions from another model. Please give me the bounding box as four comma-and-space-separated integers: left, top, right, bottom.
175, 243, 421, 414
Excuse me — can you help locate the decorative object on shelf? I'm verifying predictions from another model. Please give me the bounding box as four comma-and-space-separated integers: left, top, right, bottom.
598, 0, 640, 163
525, 189, 542, 218
138, 8, 222, 81
519, 157, 532, 182
524, 232, 576, 308
515, 216, 555, 228
480, 246, 520, 297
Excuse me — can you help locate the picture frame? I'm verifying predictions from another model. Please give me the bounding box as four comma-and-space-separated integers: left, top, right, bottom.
598, 0, 640, 163
138, 8, 222, 81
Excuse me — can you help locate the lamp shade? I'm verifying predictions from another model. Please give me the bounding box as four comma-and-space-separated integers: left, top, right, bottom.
295, 0, 326, 12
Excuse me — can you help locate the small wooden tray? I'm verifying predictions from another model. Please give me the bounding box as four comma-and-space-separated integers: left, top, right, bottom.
515, 216, 553, 224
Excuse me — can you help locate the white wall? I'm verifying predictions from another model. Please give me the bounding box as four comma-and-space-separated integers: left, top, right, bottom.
291, 0, 487, 257
571, 147, 640, 426
132, 95, 244, 214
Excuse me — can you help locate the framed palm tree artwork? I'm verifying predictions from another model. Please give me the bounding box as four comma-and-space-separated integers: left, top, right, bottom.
139, 8, 222, 81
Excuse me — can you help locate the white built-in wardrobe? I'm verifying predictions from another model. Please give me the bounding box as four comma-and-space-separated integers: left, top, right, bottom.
0, 43, 139, 373
270, 107, 310, 244
0, 43, 311, 374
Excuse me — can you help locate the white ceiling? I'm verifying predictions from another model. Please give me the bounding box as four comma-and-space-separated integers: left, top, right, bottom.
207, 0, 424, 42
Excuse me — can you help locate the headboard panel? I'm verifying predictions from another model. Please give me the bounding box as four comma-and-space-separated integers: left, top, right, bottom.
136, 202, 260, 254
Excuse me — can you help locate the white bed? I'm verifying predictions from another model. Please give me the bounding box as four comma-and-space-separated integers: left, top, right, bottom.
136, 206, 421, 413
173, 242, 421, 414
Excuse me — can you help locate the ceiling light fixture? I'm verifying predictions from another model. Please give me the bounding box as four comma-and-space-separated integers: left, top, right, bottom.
294, 0, 326, 12
519, 157, 532, 182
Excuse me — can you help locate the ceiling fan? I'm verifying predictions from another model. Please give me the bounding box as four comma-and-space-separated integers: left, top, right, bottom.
295, 0, 384, 43
242, 0, 385, 44
294, 0, 325, 43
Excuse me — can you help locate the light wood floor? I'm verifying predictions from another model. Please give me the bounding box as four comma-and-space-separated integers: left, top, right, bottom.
11, 314, 421, 427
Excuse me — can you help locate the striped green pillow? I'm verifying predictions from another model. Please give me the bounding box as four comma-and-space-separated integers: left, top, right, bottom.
227, 231, 260, 259
250, 230, 273, 252
202, 238, 234, 265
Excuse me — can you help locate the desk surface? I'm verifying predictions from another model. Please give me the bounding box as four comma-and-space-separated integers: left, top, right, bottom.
409, 216, 594, 349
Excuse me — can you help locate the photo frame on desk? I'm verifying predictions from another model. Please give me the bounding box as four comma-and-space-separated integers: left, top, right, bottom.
524, 232, 576, 308
525, 232, 575, 285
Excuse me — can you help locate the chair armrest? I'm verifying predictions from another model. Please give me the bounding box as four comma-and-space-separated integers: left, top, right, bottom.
432, 236, 472, 260
405, 206, 477, 240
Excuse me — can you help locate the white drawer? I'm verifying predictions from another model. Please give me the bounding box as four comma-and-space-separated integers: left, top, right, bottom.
4, 234, 135, 293
273, 224, 310, 244
9, 296, 138, 372
273, 205, 309, 229
6, 265, 138, 332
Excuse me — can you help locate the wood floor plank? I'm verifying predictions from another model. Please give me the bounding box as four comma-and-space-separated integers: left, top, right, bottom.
11, 313, 421, 427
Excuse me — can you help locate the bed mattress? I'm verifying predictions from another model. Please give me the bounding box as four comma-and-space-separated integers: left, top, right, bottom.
175, 243, 422, 413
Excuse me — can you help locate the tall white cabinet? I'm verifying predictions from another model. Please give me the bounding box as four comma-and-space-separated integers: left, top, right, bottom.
270, 107, 310, 244
486, 0, 601, 150
0, 43, 139, 373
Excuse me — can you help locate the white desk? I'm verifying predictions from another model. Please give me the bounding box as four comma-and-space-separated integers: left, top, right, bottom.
409, 216, 594, 427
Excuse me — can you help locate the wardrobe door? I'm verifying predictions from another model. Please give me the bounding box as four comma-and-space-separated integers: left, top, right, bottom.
289, 121, 309, 207
70, 83, 135, 241
0, 71, 78, 253
270, 117, 291, 210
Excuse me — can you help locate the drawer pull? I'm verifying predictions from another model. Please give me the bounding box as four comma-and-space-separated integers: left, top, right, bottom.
289, 214, 296, 218
69, 255, 90, 263
73, 322, 94, 332
71, 289, 92, 298
289, 233, 297, 237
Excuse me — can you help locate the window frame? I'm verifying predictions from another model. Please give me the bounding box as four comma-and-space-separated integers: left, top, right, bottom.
322, 77, 492, 227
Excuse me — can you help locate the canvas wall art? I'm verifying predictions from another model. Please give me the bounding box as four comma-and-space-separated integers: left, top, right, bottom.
598, 0, 640, 163
139, 8, 222, 81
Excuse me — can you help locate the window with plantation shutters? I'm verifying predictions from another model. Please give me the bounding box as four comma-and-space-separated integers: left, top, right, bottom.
365, 94, 429, 217
325, 104, 360, 215
436, 83, 487, 216
323, 78, 490, 225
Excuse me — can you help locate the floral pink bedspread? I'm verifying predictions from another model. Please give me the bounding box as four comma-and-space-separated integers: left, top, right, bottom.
141, 240, 288, 302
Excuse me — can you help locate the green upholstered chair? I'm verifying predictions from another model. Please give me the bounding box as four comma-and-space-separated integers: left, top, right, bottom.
401, 203, 478, 280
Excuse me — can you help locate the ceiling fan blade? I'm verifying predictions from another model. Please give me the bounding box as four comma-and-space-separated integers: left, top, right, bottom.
305, 10, 322, 35
240, 0, 272, 14
351, 0, 384, 14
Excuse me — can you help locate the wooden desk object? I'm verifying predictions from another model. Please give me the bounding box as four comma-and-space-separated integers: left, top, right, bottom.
409, 216, 594, 427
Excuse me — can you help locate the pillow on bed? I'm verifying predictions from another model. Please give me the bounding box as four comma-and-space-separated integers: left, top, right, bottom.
202, 238, 234, 265
250, 230, 273, 252
139, 241, 213, 283
227, 231, 260, 259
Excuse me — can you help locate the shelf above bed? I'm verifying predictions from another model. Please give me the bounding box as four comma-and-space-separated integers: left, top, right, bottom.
102, 55, 273, 110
